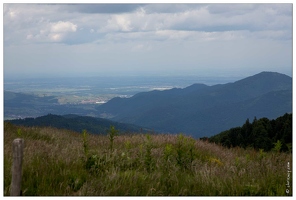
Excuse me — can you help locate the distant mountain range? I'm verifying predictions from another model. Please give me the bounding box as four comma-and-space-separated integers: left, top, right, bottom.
96, 72, 292, 137
4, 71, 292, 138
6, 114, 150, 134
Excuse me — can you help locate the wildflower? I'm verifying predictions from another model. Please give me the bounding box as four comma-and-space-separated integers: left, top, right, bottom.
209, 157, 224, 166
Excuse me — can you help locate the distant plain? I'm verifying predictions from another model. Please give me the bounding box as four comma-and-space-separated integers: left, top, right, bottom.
4, 75, 242, 106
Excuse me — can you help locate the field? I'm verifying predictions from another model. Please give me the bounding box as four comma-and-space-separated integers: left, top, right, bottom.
3, 122, 292, 196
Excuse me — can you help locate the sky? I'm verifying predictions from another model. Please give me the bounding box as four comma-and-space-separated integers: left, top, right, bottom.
2, 2, 293, 79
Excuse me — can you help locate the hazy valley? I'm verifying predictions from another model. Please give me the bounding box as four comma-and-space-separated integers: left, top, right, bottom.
4, 71, 291, 138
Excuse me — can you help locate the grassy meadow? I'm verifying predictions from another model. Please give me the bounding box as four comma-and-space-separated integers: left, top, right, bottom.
3, 122, 292, 196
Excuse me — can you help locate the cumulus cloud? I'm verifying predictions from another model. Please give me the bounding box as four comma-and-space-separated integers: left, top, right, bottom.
50, 21, 77, 33
4, 4, 79, 44
99, 15, 133, 32
95, 3, 292, 43
3, 3, 292, 78
3, 3, 292, 46
25, 21, 78, 43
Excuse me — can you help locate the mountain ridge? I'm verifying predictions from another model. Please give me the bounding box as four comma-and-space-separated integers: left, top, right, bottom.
96, 71, 292, 137
6, 114, 152, 134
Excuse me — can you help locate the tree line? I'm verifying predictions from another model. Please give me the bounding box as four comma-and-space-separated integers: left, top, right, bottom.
203, 113, 292, 152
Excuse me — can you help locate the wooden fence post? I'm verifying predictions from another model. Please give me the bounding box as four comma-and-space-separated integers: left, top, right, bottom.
10, 138, 24, 196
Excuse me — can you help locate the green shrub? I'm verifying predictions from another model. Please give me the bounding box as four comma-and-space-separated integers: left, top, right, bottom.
144, 134, 154, 172
272, 140, 282, 153
175, 134, 197, 170
107, 126, 119, 151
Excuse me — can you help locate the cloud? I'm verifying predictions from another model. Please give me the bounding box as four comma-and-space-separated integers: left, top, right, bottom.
50, 21, 77, 33
99, 14, 133, 32
3, 3, 292, 79
25, 21, 78, 43
206, 4, 292, 31
141, 4, 206, 14
98, 29, 288, 45
3, 3, 292, 46
96, 4, 292, 42
61, 4, 144, 14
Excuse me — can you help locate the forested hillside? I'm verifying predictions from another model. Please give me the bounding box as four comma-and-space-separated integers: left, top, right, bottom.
207, 113, 292, 152
97, 72, 292, 137
6, 114, 150, 134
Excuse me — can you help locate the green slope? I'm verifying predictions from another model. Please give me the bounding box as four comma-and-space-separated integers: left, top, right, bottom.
6, 114, 151, 134
97, 72, 292, 137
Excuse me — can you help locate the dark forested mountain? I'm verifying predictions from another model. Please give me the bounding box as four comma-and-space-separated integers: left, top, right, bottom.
6, 114, 150, 134
207, 113, 292, 152
97, 72, 292, 137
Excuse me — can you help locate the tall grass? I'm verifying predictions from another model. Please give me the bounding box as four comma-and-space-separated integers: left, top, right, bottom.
3, 122, 292, 196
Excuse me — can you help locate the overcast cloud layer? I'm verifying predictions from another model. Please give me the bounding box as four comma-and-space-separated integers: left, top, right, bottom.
3, 3, 292, 79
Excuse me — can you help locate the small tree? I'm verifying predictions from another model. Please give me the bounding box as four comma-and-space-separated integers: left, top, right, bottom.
108, 126, 119, 151
272, 140, 282, 153
144, 134, 154, 172
17, 128, 22, 137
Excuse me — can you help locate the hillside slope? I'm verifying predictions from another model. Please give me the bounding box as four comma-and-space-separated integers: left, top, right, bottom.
208, 113, 292, 152
6, 114, 150, 134
4, 123, 292, 196
97, 72, 292, 137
